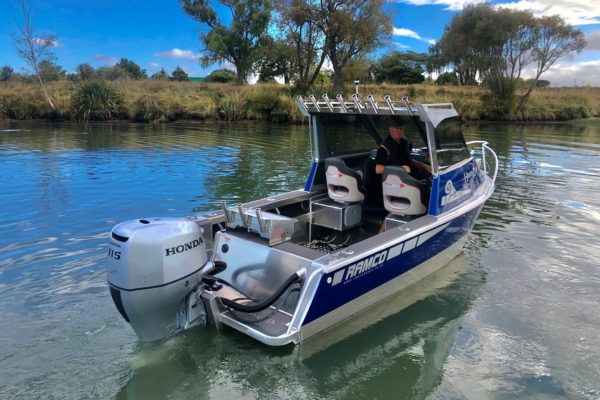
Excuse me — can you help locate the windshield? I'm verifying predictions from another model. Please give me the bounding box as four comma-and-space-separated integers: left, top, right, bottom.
320, 114, 427, 156
434, 117, 470, 168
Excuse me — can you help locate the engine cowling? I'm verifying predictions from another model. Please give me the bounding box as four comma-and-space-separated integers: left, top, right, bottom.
106, 217, 208, 341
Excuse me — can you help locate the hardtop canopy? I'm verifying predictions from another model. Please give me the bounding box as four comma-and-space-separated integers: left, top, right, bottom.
296, 95, 469, 173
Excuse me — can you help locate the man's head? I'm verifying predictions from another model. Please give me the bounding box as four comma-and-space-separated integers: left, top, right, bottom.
389, 119, 404, 142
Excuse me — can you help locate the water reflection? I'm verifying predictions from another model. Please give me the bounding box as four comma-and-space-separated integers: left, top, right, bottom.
1, 120, 600, 399
115, 254, 483, 400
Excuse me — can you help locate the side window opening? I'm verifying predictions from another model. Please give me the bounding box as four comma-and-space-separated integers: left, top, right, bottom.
321, 115, 378, 156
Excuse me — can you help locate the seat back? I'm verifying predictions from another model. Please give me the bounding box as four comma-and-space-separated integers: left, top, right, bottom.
325, 157, 365, 203
382, 166, 429, 216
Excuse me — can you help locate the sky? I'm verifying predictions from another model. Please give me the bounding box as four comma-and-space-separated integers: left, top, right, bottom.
0, 0, 599, 86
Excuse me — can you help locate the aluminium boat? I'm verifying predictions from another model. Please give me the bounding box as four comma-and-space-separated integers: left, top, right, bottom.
106, 94, 498, 346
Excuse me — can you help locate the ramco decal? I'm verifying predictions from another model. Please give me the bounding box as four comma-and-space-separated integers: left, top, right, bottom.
327, 250, 388, 286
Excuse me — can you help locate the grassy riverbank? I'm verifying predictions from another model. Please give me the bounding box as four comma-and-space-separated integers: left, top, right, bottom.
1, 80, 598, 123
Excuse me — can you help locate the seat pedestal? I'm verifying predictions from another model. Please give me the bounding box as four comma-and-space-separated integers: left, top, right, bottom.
384, 215, 411, 231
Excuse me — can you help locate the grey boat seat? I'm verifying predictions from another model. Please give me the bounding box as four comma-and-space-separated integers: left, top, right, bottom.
325, 157, 366, 204
382, 166, 429, 216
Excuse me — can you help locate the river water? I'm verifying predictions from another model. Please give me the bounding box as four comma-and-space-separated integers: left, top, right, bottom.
0, 120, 599, 400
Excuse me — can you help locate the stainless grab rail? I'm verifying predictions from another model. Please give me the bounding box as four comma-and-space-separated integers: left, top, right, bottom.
466, 140, 499, 184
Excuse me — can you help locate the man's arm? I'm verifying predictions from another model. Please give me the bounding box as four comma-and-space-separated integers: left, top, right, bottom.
411, 159, 432, 174
376, 163, 410, 174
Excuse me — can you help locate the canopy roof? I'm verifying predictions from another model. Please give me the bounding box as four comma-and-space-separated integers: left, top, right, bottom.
295, 95, 458, 128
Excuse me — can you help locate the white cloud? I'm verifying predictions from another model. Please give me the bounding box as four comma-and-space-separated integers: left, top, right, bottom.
522, 60, 600, 86
394, 0, 600, 25
495, 0, 600, 26
394, 42, 411, 49
393, 27, 436, 45
585, 31, 600, 51
391, 0, 486, 11
393, 0, 600, 25
155, 48, 201, 60
149, 62, 161, 68
32, 37, 58, 47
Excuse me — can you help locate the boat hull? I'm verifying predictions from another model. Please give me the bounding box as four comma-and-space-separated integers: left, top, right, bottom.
300, 204, 483, 341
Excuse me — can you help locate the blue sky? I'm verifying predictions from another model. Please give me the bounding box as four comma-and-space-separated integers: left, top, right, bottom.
0, 0, 599, 86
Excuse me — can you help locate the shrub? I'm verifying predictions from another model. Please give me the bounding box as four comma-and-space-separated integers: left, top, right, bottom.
203, 69, 237, 83
556, 104, 590, 120
247, 90, 282, 119
71, 80, 121, 121
216, 93, 246, 121
407, 85, 425, 99
436, 72, 459, 86
130, 95, 169, 122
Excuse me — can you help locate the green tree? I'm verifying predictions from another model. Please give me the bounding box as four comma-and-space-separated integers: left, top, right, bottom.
256, 37, 295, 83
97, 65, 126, 80
517, 15, 585, 111
436, 71, 459, 86
373, 51, 426, 84
436, 4, 584, 113
203, 68, 237, 83
151, 68, 169, 80
318, 0, 392, 95
0, 66, 14, 82
12, 0, 57, 108
76, 63, 96, 81
115, 58, 147, 80
171, 66, 189, 81
273, 0, 327, 91
524, 78, 550, 88
38, 60, 65, 81
341, 57, 375, 83
180, 0, 272, 84
434, 5, 490, 85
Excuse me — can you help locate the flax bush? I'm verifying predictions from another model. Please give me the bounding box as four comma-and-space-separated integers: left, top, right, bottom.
71, 80, 121, 121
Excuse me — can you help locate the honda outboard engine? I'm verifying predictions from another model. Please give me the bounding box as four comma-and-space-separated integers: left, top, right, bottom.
106, 217, 209, 341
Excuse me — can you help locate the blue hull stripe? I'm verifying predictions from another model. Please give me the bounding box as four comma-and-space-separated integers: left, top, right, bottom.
302, 205, 483, 325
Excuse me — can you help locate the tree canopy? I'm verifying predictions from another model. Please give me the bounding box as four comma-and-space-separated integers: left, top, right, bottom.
38, 60, 65, 81
151, 68, 169, 80
115, 58, 147, 80
180, 0, 272, 84
203, 68, 237, 83
256, 36, 295, 84
76, 63, 96, 81
317, 0, 392, 94
12, 0, 57, 108
373, 51, 427, 84
0, 66, 14, 82
272, 0, 327, 91
171, 66, 189, 81
434, 3, 585, 112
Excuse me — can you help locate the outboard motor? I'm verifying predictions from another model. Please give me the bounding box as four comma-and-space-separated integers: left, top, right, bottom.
106, 217, 209, 341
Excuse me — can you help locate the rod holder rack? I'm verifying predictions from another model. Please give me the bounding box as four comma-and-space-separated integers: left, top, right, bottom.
221, 201, 298, 246
296, 94, 417, 116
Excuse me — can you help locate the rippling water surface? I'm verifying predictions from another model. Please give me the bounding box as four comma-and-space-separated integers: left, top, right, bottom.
0, 120, 599, 399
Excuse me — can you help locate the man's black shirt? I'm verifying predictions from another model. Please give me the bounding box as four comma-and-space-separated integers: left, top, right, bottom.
374, 136, 411, 167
